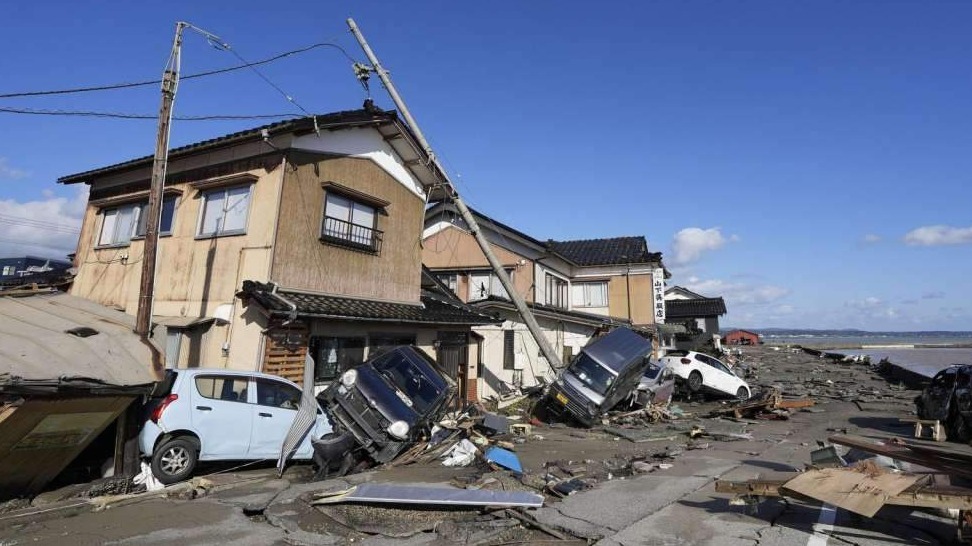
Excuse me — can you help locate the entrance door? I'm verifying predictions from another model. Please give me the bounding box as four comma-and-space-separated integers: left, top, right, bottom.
437, 332, 468, 404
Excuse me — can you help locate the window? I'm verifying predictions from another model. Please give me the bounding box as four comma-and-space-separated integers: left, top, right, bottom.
195, 375, 248, 403
198, 185, 252, 237
1, 266, 14, 276
321, 193, 381, 252
436, 273, 458, 295
572, 282, 608, 308
135, 196, 177, 237
98, 203, 139, 246
544, 273, 568, 308
369, 335, 416, 358
468, 271, 511, 301
503, 330, 515, 370
310, 336, 365, 382
255, 378, 301, 409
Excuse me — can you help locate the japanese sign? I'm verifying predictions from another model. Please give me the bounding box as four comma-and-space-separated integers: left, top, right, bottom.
652, 268, 665, 323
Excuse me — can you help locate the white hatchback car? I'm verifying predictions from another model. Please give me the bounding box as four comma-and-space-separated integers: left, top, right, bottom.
660, 350, 751, 400
140, 368, 332, 484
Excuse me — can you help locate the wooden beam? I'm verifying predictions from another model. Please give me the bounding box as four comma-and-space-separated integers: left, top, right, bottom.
716, 478, 972, 510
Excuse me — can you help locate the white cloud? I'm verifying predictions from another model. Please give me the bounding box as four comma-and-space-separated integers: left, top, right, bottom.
670, 227, 736, 265
861, 234, 881, 244
683, 277, 789, 305
845, 296, 883, 310
903, 225, 972, 246
0, 187, 87, 258
0, 158, 30, 180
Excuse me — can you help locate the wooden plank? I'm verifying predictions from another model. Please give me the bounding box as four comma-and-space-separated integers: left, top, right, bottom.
716, 477, 972, 511
781, 468, 923, 517
776, 399, 815, 409
829, 434, 972, 480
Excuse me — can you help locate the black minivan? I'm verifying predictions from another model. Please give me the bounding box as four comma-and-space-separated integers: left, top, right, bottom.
546, 327, 654, 427
315, 346, 456, 475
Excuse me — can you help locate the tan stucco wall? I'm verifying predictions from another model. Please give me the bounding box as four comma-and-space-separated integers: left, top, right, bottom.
271, 153, 425, 303
422, 226, 534, 302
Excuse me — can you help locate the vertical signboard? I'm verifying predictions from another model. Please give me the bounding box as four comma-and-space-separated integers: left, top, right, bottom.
652, 268, 665, 324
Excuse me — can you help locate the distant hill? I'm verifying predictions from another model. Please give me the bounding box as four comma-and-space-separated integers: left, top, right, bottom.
721, 328, 972, 338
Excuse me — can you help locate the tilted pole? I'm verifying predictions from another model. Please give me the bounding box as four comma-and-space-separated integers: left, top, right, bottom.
135, 22, 186, 340
347, 18, 564, 370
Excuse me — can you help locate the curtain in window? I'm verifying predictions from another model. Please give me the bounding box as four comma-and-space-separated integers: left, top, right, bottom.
200, 190, 226, 236
99, 209, 119, 246
222, 186, 251, 232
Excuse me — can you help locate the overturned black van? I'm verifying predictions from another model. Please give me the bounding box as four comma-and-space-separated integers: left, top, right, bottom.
545, 327, 654, 427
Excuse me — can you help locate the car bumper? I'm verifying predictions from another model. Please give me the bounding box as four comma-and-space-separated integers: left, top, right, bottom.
138, 420, 163, 457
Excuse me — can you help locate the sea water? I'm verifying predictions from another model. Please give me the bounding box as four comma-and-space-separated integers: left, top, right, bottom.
838, 347, 972, 379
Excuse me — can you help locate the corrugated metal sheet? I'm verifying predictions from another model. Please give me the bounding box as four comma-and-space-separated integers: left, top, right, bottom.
0, 292, 160, 388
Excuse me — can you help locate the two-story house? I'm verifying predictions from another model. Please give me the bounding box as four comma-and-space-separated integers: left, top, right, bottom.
422, 201, 668, 398
59, 106, 498, 399
663, 286, 727, 351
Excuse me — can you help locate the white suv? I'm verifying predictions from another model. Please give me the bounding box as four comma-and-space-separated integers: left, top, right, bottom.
140, 368, 332, 484
660, 350, 751, 400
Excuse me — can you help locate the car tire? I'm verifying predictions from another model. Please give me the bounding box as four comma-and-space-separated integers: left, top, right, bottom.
151, 436, 198, 485
736, 387, 749, 400
687, 371, 703, 393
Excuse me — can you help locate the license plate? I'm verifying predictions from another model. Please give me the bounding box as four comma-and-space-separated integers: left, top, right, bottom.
555, 392, 568, 405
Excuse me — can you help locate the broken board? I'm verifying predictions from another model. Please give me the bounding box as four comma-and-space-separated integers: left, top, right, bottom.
312, 483, 544, 508
781, 468, 923, 517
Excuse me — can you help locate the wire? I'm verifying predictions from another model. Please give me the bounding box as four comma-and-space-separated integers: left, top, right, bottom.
0, 107, 297, 121
0, 213, 81, 235
0, 237, 75, 253
220, 45, 313, 116
0, 43, 356, 99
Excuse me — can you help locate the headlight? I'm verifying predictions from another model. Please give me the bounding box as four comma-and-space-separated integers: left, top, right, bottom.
386, 420, 410, 440
587, 401, 598, 414
340, 369, 357, 388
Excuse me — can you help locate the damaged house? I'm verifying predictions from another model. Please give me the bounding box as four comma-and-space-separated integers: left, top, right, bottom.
422, 202, 668, 399
58, 106, 498, 400
662, 286, 728, 351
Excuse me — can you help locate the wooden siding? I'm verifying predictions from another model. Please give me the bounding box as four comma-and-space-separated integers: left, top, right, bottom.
262, 321, 310, 385
271, 153, 425, 303
0, 396, 133, 498
422, 226, 534, 303
607, 273, 655, 326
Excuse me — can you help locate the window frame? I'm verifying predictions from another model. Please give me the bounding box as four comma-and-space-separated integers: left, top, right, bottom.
310, 336, 366, 383
134, 195, 177, 239
196, 184, 253, 239
194, 374, 250, 404
320, 191, 383, 253
572, 281, 609, 308
544, 273, 568, 309
97, 202, 141, 248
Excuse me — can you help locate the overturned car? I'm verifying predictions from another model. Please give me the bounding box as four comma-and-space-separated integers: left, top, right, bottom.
545, 327, 656, 427
314, 346, 456, 476
915, 364, 972, 443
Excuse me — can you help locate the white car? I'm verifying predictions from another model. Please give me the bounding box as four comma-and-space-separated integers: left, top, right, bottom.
660, 350, 751, 400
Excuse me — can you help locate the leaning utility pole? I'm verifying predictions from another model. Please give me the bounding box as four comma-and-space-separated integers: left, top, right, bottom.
135, 22, 186, 344
347, 18, 564, 371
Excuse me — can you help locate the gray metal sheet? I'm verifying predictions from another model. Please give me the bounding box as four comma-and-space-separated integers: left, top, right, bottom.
583, 327, 652, 373
0, 292, 160, 387
313, 483, 544, 508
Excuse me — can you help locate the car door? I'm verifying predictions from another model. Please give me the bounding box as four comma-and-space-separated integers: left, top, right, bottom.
698, 355, 734, 394
189, 374, 253, 459
248, 377, 303, 459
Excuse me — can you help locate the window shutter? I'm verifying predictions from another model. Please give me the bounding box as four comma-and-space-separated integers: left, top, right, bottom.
503, 330, 515, 370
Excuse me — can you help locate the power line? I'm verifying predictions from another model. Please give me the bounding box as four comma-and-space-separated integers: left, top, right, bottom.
0, 215, 81, 235
0, 237, 76, 253
0, 42, 356, 99
0, 107, 297, 121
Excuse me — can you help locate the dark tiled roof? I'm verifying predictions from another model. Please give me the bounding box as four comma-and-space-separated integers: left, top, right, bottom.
58, 107, 399, 184
547, 237, 661, 266
665, 297, 728, 319
239, 280, 499, 325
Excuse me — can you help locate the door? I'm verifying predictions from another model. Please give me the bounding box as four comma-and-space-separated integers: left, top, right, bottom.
437, 332, 468, 404
248, 377, 303, 459
190, 374, 253, 459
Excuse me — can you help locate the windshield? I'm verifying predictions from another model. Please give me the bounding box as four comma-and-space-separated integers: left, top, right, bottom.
372, 352, 443, 415
567, 353, 616, 396
643, 363, 661, 380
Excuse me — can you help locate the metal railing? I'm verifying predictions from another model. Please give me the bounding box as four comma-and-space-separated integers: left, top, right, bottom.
321, 216, 382, 253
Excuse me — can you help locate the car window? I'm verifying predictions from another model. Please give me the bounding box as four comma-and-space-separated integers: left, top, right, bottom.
255, 378, 301, 409
195, 375, 248, 403
372, 352, 444, 414
956, 369, 971, 389
933, 369, 957, 389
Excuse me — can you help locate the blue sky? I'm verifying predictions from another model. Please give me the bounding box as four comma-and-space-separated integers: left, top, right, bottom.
2, 1, 970, 330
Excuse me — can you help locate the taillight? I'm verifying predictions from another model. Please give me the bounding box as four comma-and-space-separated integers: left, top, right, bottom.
680, 358, 692, 365
151, 394, 178, 423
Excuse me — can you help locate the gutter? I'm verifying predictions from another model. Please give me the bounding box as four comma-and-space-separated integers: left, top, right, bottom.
264, 282, 298, 331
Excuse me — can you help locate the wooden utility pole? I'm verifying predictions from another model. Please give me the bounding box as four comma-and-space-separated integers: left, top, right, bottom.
347, 18, 564, 371
135, 22, 186, 343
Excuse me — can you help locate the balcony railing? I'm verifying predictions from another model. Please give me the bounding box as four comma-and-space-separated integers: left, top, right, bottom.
321, 216, 382, 254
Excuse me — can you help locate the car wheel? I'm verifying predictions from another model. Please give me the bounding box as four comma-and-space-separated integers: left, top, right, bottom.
736, 387, 749, 400
687, 371, 703, 393
151, 436, 198, 485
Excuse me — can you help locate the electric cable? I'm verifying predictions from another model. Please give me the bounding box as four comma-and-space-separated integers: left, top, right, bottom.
0, 107, 297, 121
0, 42, 356, 99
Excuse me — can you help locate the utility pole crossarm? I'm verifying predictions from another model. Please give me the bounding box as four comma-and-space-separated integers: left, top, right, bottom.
347, 18, 563, 371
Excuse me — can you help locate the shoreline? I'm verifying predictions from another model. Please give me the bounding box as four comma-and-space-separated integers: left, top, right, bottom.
793, 345, 933, 388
